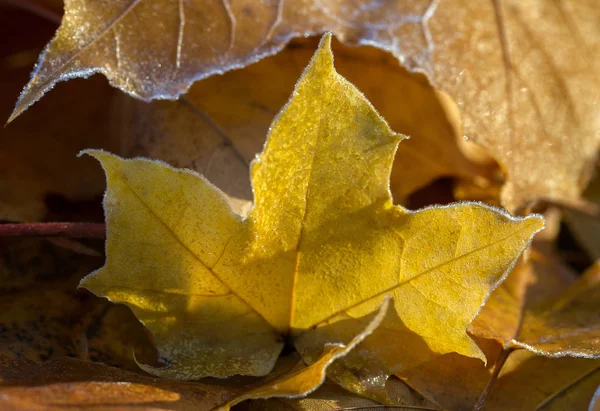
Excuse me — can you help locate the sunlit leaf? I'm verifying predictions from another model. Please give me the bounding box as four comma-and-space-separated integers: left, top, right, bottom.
80, 36, 542, 406
12, 1, 599, 212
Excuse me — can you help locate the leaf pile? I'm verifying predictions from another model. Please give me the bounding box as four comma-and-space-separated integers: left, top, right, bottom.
1, 1, 599, 410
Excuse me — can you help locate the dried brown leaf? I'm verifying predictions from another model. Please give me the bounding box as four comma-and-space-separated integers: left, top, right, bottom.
0, 355, 237, 410
12, 1, 600, 211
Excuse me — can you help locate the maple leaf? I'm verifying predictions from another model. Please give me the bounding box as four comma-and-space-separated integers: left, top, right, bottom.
80, 36, 542, 399
11, 0, 600, 213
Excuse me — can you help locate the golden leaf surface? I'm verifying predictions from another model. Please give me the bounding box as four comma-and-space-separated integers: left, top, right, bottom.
81, 35, 543, 381
12, 1, 599, 213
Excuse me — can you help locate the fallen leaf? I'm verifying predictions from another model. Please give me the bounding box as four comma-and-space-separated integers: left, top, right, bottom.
115, 37, 493, 212
402, 241, 599, 409
0, 355, 237, 410
79, 35, 542, 407
397, 211, 589, 409
401, 352, 492, 410
12, 1, 599, 212
427, 1, 600, 212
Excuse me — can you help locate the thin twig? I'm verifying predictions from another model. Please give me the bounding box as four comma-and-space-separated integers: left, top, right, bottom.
0, 222, 105, 239
473, 348, 512, 410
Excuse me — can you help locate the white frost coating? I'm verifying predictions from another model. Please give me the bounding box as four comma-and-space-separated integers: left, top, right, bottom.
11, 1, 442, 123
510, 340, 600, 359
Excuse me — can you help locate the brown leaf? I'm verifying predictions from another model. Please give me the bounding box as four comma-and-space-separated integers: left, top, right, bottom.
428, 1, 600, 212
13, 1, 599, 211
401, 352, 492, 410
0, 355, 237, 410
469, 253, 600, 359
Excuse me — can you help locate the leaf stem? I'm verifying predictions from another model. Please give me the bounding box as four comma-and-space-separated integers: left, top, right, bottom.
473, 348, 512, 411
0, 222, 105, 239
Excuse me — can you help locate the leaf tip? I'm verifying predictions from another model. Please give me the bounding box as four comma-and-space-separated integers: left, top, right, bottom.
526, 213, 546, 234
6, 93, 31, 125
308, 32, 335, 75
78, 149, 123, 168
5, 110, 19, 126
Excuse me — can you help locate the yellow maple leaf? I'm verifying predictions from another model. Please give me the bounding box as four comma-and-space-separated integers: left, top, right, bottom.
80, 34, 543, 395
